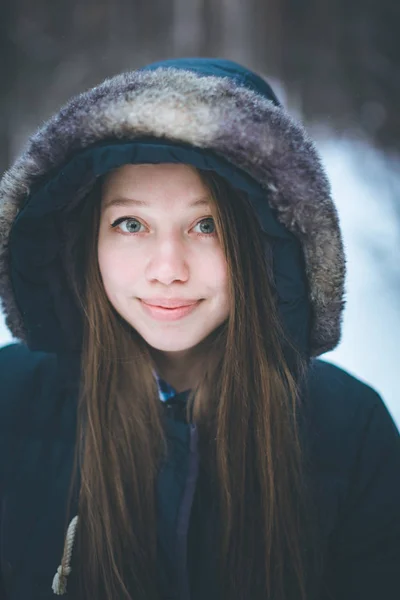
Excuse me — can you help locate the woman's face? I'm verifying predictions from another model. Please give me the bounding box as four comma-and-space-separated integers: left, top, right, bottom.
98, 163, 230, 353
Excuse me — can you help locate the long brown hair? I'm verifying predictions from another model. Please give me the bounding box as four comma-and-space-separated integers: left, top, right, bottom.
65, 167, 314, 600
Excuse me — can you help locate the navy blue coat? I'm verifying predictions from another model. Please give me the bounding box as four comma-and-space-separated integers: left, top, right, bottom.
1, 343, 400, 599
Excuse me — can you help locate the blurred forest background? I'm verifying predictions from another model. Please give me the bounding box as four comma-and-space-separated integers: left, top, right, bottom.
1, 0, 399, 164
1, 0, 399, 421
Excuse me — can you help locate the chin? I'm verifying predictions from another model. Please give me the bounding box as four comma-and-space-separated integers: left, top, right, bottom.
138, 329, 207, 354
144, 337, 202, 353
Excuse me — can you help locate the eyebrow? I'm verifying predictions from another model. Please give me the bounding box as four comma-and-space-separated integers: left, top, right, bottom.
103, 196, 211, 210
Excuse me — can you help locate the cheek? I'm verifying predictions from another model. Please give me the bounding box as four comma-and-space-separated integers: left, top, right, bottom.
98, 241, 138, 294
214, 255, 230, 309
98, 240, 113, 286
199, 249, 229, 298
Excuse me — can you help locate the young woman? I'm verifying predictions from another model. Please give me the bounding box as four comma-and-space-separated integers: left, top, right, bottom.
0, 58, 399, 600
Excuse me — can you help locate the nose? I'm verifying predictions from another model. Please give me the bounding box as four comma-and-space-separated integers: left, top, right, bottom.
145, 237, 189, 285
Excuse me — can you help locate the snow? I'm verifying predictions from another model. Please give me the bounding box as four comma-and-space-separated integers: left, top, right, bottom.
320, 138, 400, 426
1, 138, 399, 425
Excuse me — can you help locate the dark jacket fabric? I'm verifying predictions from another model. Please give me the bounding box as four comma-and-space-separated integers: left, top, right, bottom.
1, 343, 399, 600
0, 58, 399, 599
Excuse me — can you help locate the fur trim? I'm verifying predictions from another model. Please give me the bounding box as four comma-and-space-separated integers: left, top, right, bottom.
0, 68, 345, 356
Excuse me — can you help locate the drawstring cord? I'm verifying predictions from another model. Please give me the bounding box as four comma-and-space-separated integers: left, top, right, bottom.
52, 515, 79, 595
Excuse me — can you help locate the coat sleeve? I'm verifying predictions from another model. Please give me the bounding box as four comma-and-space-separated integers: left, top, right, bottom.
322, 390, 400, 599
0, 343, 57, 598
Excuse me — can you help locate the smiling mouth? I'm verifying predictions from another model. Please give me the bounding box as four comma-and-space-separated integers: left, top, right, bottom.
140, 299, 200, 309
139, 299, 202, 321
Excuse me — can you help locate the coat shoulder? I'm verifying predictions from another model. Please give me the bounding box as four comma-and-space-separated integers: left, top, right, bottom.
0, 343, 70, 493
0, 343, 58, 429
305, 358, 399, 494
306, 358, 387, 427
308, 358, 382, 400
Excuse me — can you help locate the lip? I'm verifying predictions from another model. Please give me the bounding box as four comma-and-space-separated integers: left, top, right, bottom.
140, 298, 200, 309
139, 298, 202, 321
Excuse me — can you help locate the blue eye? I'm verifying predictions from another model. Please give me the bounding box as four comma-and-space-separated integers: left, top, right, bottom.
193, 218, 216, 235
110, 216, 216, 236
112, 218, 145, 233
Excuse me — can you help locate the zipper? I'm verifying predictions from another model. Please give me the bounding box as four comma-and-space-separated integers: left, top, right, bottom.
175, 423, 199, 600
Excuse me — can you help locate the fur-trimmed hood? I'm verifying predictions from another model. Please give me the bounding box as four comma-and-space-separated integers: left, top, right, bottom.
0, 58, 345, 357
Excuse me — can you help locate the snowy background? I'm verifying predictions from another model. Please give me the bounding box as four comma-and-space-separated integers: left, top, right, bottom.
1, 135, 399, 426
321, 139, 400, 426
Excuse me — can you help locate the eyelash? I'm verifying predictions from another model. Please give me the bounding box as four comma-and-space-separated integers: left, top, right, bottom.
110, 216, 217, 237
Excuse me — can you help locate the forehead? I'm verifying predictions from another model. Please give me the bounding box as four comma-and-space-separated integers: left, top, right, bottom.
101, 163, 210, 205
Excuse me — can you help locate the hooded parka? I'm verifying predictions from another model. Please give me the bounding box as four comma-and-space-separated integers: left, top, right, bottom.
0, 58, 399, 600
